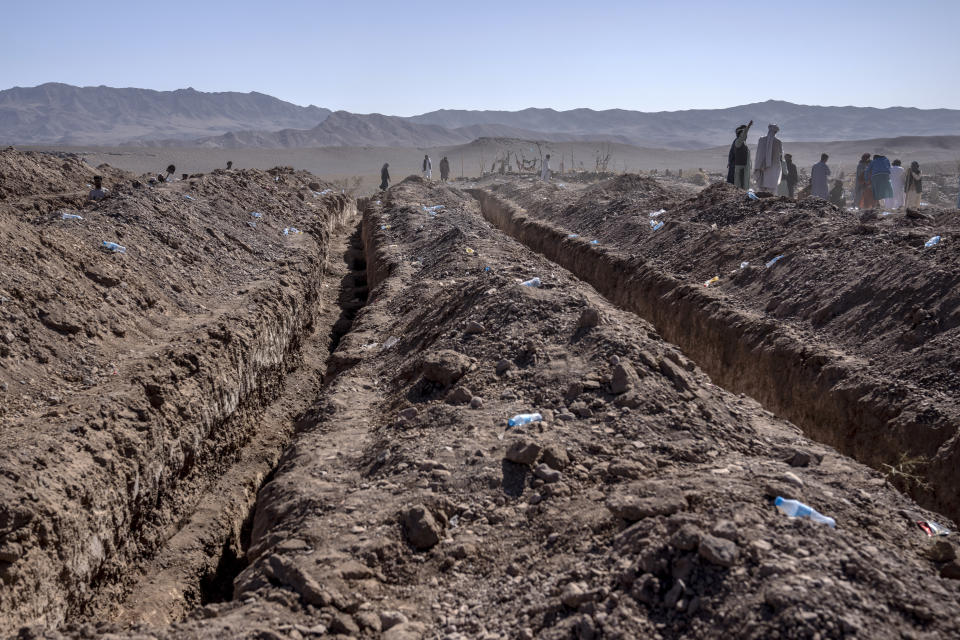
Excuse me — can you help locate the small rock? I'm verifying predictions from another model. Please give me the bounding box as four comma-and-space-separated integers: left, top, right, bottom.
533, 463, 562, 483
925, 540, 957, 563
464, 321, 485, 335
940, 560, 960, 580
780, 472, 804, 488
379, 610, 409, 631
383, 622, 427, 640
659, 358, 691, 391
576, 307, 602, 330
505, 439, 541, 465
355, 611, 382, 632
670, 524, 702, 551
329, 613, 360, 636
469, 396, 483, 409
607, 489, 686, 522
541, 445, 569, 470
422, 350, 471, 385
402, 505, 442, 550
609, 355, 620, 365
664, 580, 684, 609
786, 449, 819, 467
399, 407, 418, 421
569, 401, 592, 418
711, 520, 739, 542
446, 386, 473, 405
611, 360, 642, 395
698, 534, 738, 567
561, 582, 593, 608
1, 332, 13, 345
495, 359, 513, 375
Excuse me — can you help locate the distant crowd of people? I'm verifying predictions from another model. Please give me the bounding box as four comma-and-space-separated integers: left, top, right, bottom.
726, 122, 934, 210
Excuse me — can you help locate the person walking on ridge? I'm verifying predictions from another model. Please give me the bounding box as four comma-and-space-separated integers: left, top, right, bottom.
784, 153, 798, 198
867, 154, 893, 204
904, 161, 923, 209
887, 159, 906, 209
439, 156, 450, 182
422, 154, 432, 180
541, 154, 552, 182
754, 124, 783, 193
811, 154, 831, 200
380, 163, 390, 190
727, 121, 752, 189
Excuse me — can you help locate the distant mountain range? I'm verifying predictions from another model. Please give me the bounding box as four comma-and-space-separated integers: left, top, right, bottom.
0, 83, 330, 145
4, 84, 960, 150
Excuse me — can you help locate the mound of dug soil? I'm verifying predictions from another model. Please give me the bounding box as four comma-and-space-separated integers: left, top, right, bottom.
0, 148, 355, 629
480, 176, 960, 524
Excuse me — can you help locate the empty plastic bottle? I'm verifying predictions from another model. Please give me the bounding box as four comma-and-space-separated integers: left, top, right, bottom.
183, 194, 194, 201
102, 241, 126, 253
567, 233, 579, 239
650, 221, 664, 232
61, 213, 83, 221
507, 412, 542, 427
774, 496, 835, 528
739, 261, 750, 269
520, 277, 541, 287
925, 235, 941, 248
765, 254, 784, 268
250, 212, 263, 219
590, 239, 600, 245
747, 190, 760, 201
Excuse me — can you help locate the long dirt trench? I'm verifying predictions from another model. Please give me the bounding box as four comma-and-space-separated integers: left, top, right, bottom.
107, 220, 370, 627
469, 188, 960, 524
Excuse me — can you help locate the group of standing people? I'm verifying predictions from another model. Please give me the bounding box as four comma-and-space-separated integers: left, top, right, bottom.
378, 155, 451, 190
726, 122, 926, 210
853, 153, 923, 210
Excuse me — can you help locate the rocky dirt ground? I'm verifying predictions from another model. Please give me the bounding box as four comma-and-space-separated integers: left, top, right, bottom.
3, 157, 960, 639
480, 176, 960, 523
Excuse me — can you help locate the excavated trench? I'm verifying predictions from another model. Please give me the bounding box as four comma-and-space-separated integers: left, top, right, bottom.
470, 189, 960, 523
107, 218, 371, 628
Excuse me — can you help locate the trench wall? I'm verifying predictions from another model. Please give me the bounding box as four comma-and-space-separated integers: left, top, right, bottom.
0, 199, 356, 631
470, 189, 960, 523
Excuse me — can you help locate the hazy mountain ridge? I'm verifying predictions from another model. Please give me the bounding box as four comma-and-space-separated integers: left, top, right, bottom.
3, 84, 960, 149
0, 83, 330, 145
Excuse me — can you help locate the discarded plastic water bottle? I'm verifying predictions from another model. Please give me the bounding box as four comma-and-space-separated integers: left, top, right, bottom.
925, 235, 941, 248
102, 241, 126, 253
250, 212, 263, 219
650, 221, 664, 232
774, 496, 835, 528
283, 227, 302, 235
183, 194, 194, 201
590, 239, 600, 245
765, 254, 784, 268
739, 261, 750, 269
567, 233, 579, 239
507, 412, 542, 427
248, 222, 257, 228
383, 336, 400, 349
649, 209, 666, 218
747, 190, 760, 201
521, 277, 541, 288
61, 213, 83, 221
703, 276, 719, 287
380, 224, 391, 230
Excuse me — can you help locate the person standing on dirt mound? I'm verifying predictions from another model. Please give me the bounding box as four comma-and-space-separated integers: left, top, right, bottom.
867, 154, 893, 204
854, 153, 874, 209
753, 124, 782, 193
422, 154, 432, 180
904, 161, 923, 209
887, 159, 906, 209
380, 163, 390, 190
811, 154, 831, 200
727, 121, 753, 189
439, 156, 450, 182
87, 175, 109, 201
541, 154, 552, 182
783, 154, 799, 198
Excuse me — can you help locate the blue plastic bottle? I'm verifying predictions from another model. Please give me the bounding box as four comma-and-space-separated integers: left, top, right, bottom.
774, 496, 835, 528
507, 413, 542, 427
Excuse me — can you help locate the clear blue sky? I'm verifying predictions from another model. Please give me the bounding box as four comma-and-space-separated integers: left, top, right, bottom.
3, 0, 958, 115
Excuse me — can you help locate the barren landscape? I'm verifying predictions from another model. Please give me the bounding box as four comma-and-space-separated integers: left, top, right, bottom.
2, 145, 960, 639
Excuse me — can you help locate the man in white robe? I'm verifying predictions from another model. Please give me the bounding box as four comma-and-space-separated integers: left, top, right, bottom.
886, 159, 906, 209
753, 124, 783, 193
541, 154, 551, 181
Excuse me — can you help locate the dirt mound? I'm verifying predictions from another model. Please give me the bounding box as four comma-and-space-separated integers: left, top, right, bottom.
584, 173, 668, 197
0, 149, 355, 629
480, 176, 960, 523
